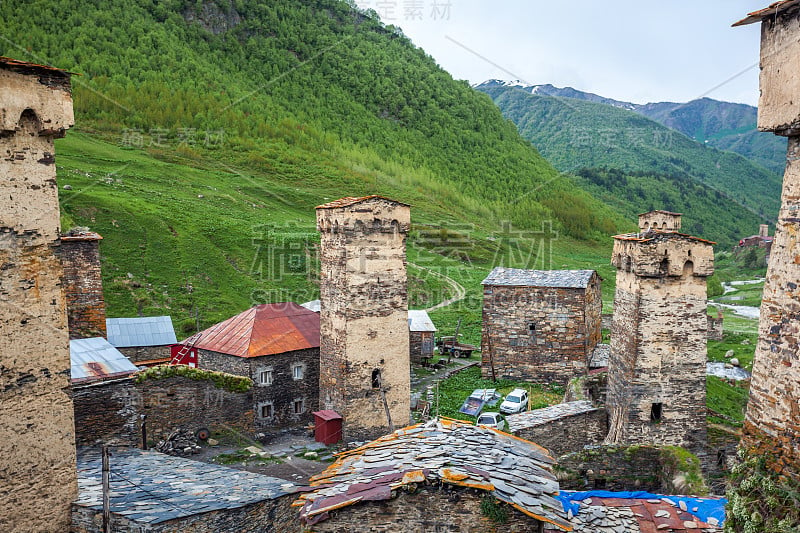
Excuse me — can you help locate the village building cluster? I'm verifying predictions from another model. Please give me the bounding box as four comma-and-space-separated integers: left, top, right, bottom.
3, 2, 800, 530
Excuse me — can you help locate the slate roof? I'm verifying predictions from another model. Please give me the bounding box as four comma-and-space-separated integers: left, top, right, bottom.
70, 337, 139, 384
187, 303, 320, 358
545, 493, 724, 532
0, 56, 74, 74
482, 267, 596, 289
295, 418, 573, 530
106, 316, 178, 348
733, 0, 799, 26
316, 195, 410, 209
506, 401, 599, 434
613, 231, 716, 246
638, 209, 682, 217
408, 310, 437, 332
74, 448, 295, 525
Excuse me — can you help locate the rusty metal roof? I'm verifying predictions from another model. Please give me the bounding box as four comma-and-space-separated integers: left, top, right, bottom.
0, 56, 76, 75
188, 303, 320, 358
316, 195, 410, 209
70, 337, 139, 384
733, 0, 800, 26
295, 418, 573, 530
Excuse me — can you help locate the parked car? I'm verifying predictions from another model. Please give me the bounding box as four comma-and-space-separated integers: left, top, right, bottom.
499, 389, 529, 414
476, 412, 506, 431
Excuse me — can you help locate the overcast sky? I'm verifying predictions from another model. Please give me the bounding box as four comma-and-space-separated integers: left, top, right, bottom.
355, 1, 767, 105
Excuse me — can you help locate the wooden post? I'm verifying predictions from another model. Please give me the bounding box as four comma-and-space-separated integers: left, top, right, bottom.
140, 414, 147, 450
102, 445, 110, 533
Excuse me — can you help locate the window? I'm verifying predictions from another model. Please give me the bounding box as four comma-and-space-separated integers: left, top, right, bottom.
528, 322, 536, 334
293, 398, 305, 415
371, 369, 381, 389
257, 367, 273, 386
292, 363, 304, 380
650, 403, 663, 423
258, 402, 274, 419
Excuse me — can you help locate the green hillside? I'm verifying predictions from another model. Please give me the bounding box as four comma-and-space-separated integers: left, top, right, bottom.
1, 0, 624, 334
477, 85, 782, 245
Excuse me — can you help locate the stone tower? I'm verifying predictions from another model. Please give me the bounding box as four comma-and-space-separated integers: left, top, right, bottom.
638, 210, 681, 233
0, 58, 77, 531
605, 227, 714, 450
734, 4, 800, 482
59, 229, 107, 339
317, 196, 411, 442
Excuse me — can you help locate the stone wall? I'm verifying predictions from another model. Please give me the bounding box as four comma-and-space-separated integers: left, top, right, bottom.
73, 379, 139, 447
118, 345, 172, 364
59, 233, 106, 339
199, 348, 320, 433
135, 374, 254, 441
757, 9, 800, 134
71, 495, 298, 533
557, 445, 705, 495
0, 61, 77, 532
309, 484, 543, 532
317, 197, 412, 442
409, 330, 433, 363
638, 211, 681, 232
481, 277, 601, 386
741, 137, 800, 482
511, 407, 608, 457
606, 232, 713, 452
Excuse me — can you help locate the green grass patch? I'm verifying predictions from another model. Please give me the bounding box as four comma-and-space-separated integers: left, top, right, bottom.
706, 376, 750, 428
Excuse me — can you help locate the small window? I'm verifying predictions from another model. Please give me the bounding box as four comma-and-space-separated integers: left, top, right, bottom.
650, 403, 663, 423
293, 398, 305, 415
292, 364, 304, 380
528, 323, 536, 334
371, 369, 381, 389
257, 367, 273, 386
258, 402, 274, 419
594, 478, 607, 489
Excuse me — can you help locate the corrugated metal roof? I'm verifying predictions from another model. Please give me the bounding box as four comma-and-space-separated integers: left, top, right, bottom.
187, 303, 320, 358
106, 316, 178, 348
316, 195, 410, 209
733, 0, 799, 26
295, 418, 572, 531
482, 267, 596, 288
70, 337, 138, 383
408, 310, 436, 332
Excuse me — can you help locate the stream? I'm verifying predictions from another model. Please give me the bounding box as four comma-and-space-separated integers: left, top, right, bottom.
710, 279, 764, 319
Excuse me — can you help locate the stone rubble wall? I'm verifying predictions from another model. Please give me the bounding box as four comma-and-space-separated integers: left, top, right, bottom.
0, 64, 77, 532
757, 10, 800, 134
512, 408, 608, 457
118, 345, 173, 363
73, 379, 140, 447
58, 235, 106, 339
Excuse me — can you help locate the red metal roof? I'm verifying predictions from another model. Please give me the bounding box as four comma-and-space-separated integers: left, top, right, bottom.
187, 303, 320, 358
313, 410, 343, 421
316, 195, 410, 209
733, 0, 799, 26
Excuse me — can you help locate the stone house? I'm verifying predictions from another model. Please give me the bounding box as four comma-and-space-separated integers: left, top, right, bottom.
408, 309, 436, 363
106, 316, 178, 364
506, 400, 608, 457
481, 267, 602, 385
295, 418, 572, 532
188, 302, 320, 433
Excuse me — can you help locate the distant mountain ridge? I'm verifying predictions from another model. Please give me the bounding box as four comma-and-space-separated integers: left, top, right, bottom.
475, 80, 787, 174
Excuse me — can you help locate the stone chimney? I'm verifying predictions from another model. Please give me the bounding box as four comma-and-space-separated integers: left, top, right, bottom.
759, 224, 769, 238
59, 228, 107, 339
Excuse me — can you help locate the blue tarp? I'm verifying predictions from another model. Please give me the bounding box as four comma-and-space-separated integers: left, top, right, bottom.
556, 490, 727, 526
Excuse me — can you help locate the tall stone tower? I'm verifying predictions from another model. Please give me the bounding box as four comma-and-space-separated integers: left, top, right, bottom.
0, 58, 77, 531
605, 224, 714, 450
734, 4, 800, 482
317, 196, 411, 442
59, 229, 107, 339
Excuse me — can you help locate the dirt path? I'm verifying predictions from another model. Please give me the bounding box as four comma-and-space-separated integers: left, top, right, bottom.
408, 262, 467, 312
